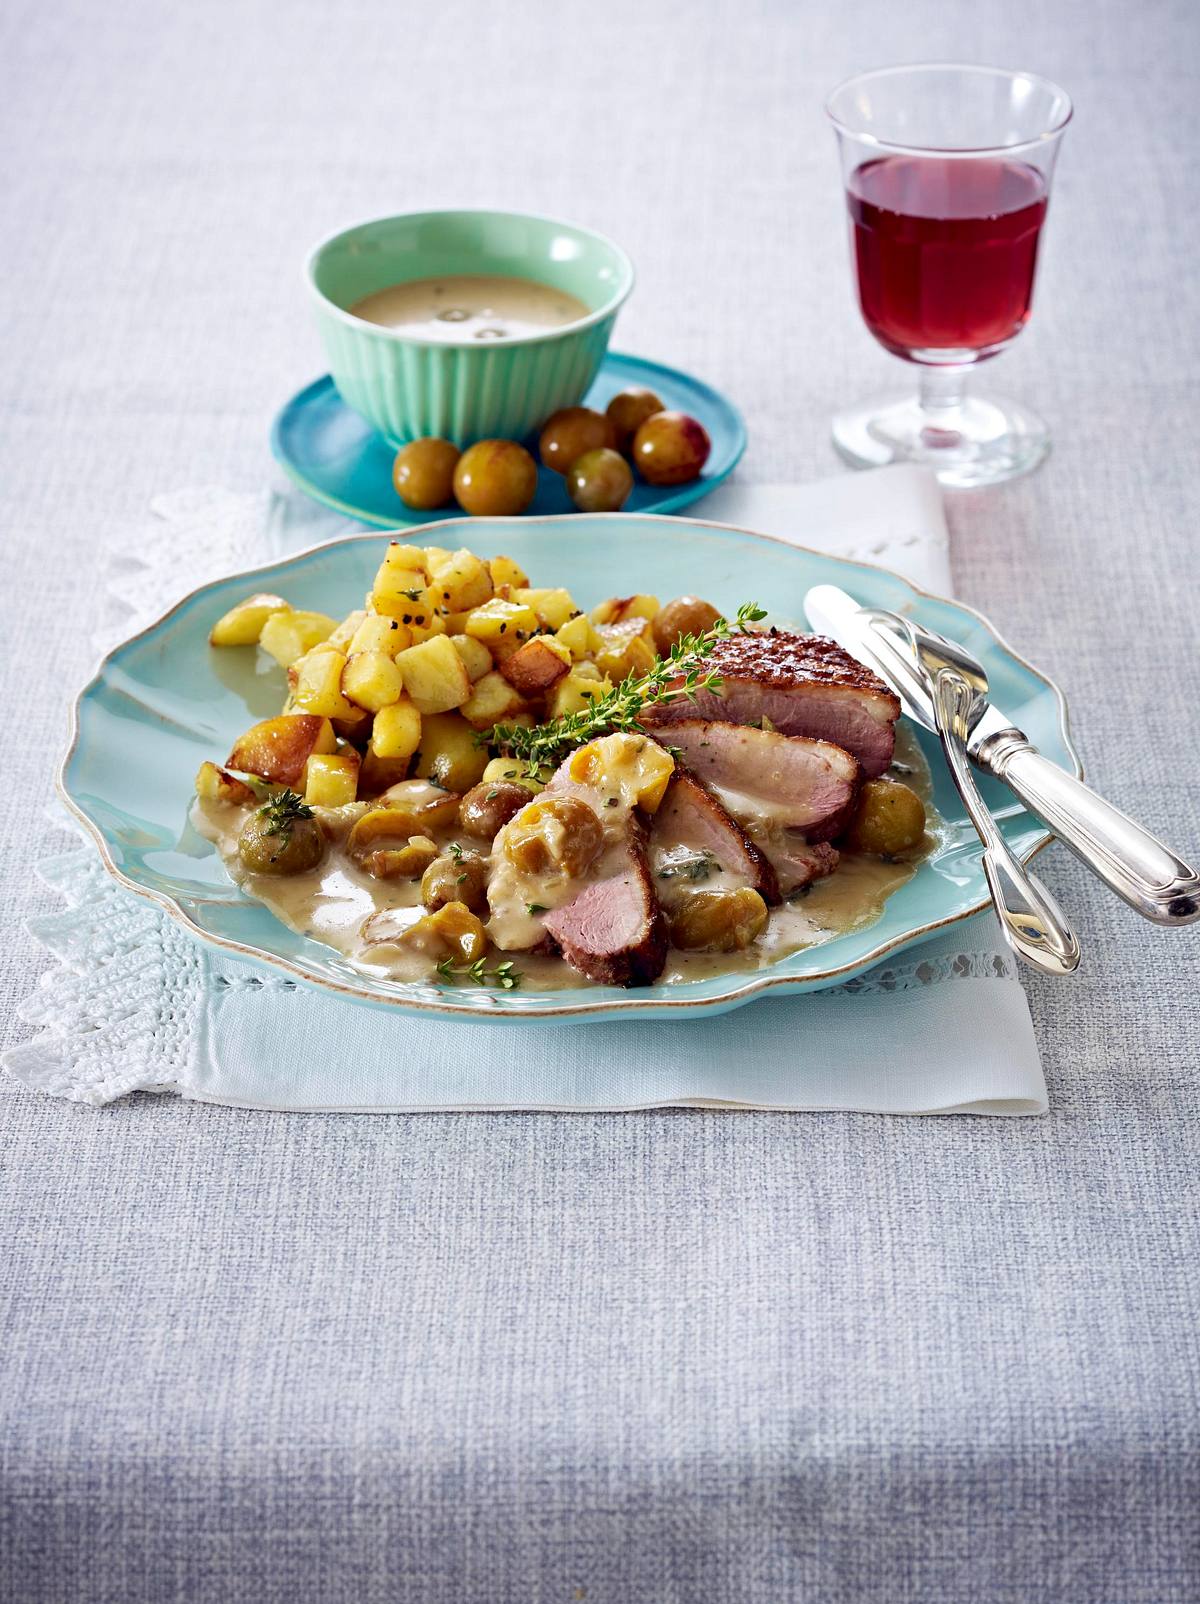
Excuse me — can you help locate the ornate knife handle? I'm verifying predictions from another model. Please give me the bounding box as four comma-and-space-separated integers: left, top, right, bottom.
977, 730, 1200, 927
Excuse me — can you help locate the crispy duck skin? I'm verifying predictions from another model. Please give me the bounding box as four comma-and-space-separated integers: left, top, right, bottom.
654, 719, 860, 843
644, 629, 900, 779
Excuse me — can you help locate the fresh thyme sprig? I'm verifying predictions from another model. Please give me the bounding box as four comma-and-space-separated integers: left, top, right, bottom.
436, 955, 523, 990
256, 788, 314, 844
488, 601, 767, 781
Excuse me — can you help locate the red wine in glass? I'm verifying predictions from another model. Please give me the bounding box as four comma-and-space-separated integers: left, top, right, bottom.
827, 64, 1071, 488
847, 155, 1048, 360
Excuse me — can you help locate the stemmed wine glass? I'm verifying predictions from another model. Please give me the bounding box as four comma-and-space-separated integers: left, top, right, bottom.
827, 64, 1072, 489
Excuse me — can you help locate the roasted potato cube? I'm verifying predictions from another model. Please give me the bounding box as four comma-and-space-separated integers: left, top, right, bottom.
450, 633, 494, 682
378, 541, 428, 577
547, 668, 612, 719
554, 612, 602, 661
194, 761, 255, 805
427, 548, 494, 613
371, 700, 422, 765
371, 563, 441, 631
209, 593, 291, 647
342, 649, 405, 712
395, 634, 472, 714
303, 751, 360, 807
291, 649, 357, 719
591, 594, 660, 626
326, 609, 368, 652
350, 613, 411, 656
488, 554, 529, 590
259, 610, 340, 669
461, 670, 527, 731
481, 756, 544, 793
566, 731, 675, 814
594, 619, 657, 682
513, 587, 578, 631
510, 590, 574, 631
371, 698, 423, 762
463, 597, 539, 646
413, 713, 489, 792
359, 740, 412, 796
332, 706, 372, 744
227, 714, 336, 785
500, 636, 571, 696
407, 616, 448, 646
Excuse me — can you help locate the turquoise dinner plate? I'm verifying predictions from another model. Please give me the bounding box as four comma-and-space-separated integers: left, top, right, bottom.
271, 352, 747, 527
59, 515, 1080, 1023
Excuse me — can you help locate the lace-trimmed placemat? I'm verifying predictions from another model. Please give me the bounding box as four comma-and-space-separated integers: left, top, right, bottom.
4, 473, 1048, 1114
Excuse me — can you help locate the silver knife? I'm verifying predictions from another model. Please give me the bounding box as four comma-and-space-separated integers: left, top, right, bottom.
804, 584, 1200, 928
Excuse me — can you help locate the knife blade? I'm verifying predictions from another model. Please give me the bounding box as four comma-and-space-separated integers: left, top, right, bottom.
802, 583, 1200, 927
804, 583, 1016, 757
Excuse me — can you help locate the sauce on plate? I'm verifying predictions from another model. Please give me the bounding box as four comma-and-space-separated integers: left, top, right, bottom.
192, 729, 939, 993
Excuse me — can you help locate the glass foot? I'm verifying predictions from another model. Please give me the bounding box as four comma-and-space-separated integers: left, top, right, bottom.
832, 389, 1050, 489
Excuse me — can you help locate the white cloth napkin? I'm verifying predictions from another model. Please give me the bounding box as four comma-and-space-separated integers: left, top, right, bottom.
5, 469, 1048, 1115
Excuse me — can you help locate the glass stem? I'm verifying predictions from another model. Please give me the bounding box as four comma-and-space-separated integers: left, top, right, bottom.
917, 366, 970, 445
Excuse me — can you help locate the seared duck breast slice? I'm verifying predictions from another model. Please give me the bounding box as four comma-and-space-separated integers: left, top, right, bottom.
645, 629, 899, 779
653, 719, 860, 843
542, 818, 668, 987
651, 768, 781, 906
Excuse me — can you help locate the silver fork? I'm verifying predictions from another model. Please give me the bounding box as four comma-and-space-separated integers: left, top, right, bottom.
875, 613, 1081, 977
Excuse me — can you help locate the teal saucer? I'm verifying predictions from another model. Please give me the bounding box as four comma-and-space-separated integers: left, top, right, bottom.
270, 352, 747, 528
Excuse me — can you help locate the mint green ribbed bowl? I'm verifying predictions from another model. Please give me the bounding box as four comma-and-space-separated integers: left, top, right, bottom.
306, 210, 635, 448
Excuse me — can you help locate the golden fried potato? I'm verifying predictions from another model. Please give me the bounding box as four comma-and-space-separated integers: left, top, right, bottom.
209, 593, 290, 648
227, 715, 336, 785
413, 714, 489, 793
499, 637, 571, 696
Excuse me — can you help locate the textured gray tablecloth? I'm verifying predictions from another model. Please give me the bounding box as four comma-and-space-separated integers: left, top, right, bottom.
2, 1, 1198, 1599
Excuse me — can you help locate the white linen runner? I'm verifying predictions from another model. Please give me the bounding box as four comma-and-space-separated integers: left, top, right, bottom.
4, 467, 1048, 1114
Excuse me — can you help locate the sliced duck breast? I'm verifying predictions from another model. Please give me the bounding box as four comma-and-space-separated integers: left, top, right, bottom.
645, 629, 900, 778
651, 768, 781, 906
758, 835, 840, 896
542, 819, 668, 987
654, 719, 860, 843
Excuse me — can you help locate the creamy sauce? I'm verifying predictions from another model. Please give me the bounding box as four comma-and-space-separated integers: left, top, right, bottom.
348, 274, 591, 342
193, 726, 939, 993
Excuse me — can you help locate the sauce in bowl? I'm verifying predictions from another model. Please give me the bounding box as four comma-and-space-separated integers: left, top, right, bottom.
349, 274, 591, 343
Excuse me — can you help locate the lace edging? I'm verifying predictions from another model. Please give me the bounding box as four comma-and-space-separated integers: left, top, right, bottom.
834, 949, 1015, 994
2, 846, 204, 1104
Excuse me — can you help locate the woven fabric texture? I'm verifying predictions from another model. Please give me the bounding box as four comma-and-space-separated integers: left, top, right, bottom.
1, 0, 1198, 1599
